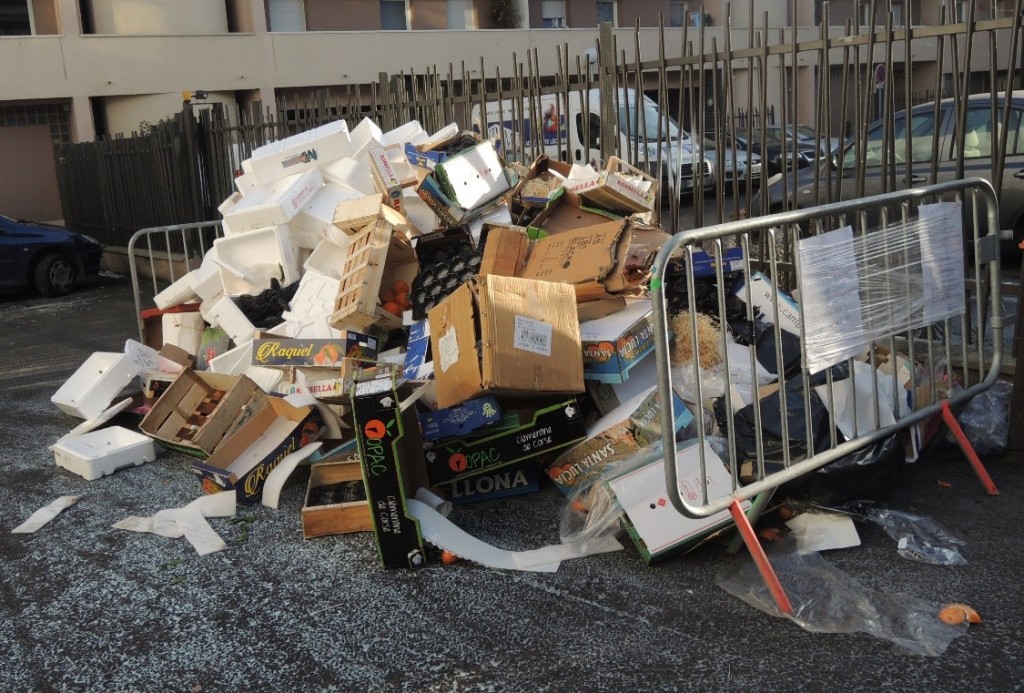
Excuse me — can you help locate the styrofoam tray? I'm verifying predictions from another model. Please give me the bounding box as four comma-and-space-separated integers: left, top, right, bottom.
51, 352, 141, 420
53, 426, 157, 481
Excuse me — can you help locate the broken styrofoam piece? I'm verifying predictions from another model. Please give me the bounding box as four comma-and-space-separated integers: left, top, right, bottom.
52, 426, 157, 481
348, 117, 385, 153
414, 487, 452, 518
244, 366, 284, 393
261, 442, 323, 510
192, 249, 227, 302
205, 296, 255, 345
113, 491, 236, 556
220, 168, 323, 233
212, 225, 300, 297
49, 397, 134, 451
381, 119, 425, 147
51, 352, 142, 421
162, 311, 205, 355
291, 183, 362, 249
282, 270, 340, 338
153, 270, 200, 310
11, 495, 83, 534
123, 339, 186, 375
406, 499, 624, 572
248, 119, 353, 186
303, 236, 352, 280
208, 340, 253, 376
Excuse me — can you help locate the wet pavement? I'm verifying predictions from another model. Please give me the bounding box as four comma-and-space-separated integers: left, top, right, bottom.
1, 277, 1022, 692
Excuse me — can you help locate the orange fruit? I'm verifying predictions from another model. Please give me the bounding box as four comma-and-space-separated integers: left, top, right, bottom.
383, 301, 401, 315
392, 279, 410, 294
380, 289, 396, 303
395, 291, 410, 309
441, 550, 459, 565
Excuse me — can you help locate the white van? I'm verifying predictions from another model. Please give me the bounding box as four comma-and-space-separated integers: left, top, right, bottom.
470, 88, 760, 194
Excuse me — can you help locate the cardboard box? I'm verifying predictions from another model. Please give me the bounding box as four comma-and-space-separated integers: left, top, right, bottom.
351, 377, 429, 569
195, 396, 324, 504
423, 397, 586, 485
139, 371, 266, 459
368, 146, 406, 214
520, 219, 635, 301
420, 396, 502, 442
433, 140, 510, 211
513, 155, 572, 206
252, 334, 379, 368
579, 299, 657, 383
565, 156, 658, 213
302, 454, 373, 538
439, 460, 540, 505
478, 224, 529, 277
734, 270, 801, 336
546, 384, 693, 495
427, 275, 584, 409
526, 187, 620, 237
404, 141, 448, 170
606, 441, 751, 564
402, 320, 432, 380
330, 216, 418, 332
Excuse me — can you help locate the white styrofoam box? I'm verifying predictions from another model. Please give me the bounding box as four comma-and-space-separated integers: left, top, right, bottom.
153, 269, 199, 310
218, 191, 243, 216
53, 426, 157, 481
206, 296, 255, 345
49, 397, 134, 452
402, 188, 439, 235
281, 270, 341, 338
193, 249, 226, 302
290, 183, 362, 250
221, 168, 324, 233
382, 119, 425, 146
212, 225, 300, 296
208, 339, 254, 376
161, 311, 205, 355
234, 171, 259, 196
304, 236, 352, 280
51, 352, 142, 420
349, 117, 384, 153
321, 156, 376, 196
245, 366, 284, 393
249, 119, 353, 186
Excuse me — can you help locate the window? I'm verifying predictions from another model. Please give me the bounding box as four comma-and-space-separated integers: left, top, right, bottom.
542, 1, 566, 28
268, 0, 306, 31
596, 0, 616, 26
0, 0, 34, 35
669, 1, 687, 27
447, 0, 474, 29
842, 111, 939, 168
953, 1, 966, 22
858, 1, 872, 25
380, 0, 408, 30
892, 1, 904, 26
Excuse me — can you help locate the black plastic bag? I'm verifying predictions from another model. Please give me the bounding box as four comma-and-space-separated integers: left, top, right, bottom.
782, 434, 905, 505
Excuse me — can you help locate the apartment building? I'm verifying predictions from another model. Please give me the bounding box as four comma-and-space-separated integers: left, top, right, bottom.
0, 0, 1011, 222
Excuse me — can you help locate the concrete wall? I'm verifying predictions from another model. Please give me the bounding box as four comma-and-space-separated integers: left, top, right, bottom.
90, 0, 228, 34
0, 124, 62, 222
101, 92, 236, 136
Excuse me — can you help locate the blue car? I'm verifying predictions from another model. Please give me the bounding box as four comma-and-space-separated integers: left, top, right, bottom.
0, 214, 104, 296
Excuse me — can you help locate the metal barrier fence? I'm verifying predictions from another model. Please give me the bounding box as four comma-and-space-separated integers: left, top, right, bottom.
650, 178, 1002, 613
127, 221, 224, 342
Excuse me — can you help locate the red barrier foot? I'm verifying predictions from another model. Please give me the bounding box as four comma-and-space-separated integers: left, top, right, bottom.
729, 499, 794, 616
940, 399, 999, 495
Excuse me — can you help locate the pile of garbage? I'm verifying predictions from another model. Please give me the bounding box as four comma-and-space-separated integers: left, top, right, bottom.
37, 116, 1010, 646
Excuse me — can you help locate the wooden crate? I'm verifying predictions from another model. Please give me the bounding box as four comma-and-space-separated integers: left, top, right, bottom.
301, 455, 372, 538
330, 216, 417, 333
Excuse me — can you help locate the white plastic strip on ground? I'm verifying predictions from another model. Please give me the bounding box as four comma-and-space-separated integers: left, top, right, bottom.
11, 495, 83, 534
406, 499, 623, 572
113, 491, 236, 555
262, 442, 323, 509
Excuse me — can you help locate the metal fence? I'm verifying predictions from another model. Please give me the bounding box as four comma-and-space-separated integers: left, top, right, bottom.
649, 177, 1002, 613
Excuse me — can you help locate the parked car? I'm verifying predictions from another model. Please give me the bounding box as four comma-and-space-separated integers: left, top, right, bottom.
0, 214, 104, 296
752, 91, 1024, 249
764, 123, 843, 154
723, 129, 822, 176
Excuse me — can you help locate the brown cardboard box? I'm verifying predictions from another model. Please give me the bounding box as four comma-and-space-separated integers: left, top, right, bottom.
526, 188, 620, 236
302, 454, 373, 538
564, 156, 659, 214
520, 219, 634, 301
479, 224, 530, 277
427, 274, 584, 409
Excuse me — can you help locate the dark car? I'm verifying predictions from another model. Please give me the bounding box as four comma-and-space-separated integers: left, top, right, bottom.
753, 91, 1024, 248
0, 214, 104, 296
728, 128, 823, 176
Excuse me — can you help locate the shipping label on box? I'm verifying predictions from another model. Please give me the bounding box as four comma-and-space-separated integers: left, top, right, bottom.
351, 377, 428, 569
579, 299, 656, 383
404, 142, 448, 170
252, 334, 378, 368
439, 459, 540, 505
546, 385, 692, 494
192, 397, 324, 504
368, 147, 404, 214
420, 396, 502, 442
423, 397, 586, 485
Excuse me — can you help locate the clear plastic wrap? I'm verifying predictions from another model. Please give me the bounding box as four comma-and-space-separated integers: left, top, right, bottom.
861, 507, 967, 566
958, 379, 1012, 457
716, 538, 968, 656
671, 341, 775, 404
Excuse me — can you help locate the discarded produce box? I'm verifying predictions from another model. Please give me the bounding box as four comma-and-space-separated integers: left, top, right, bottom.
402, 320, 432, 381
546, 384, 692, 495
478, 224, 529, 278
139, 304, 202, 349
439, 459, 540, 505
433, 140, 510, 211
52, 426, 157, 481
195, 395, 324, 504
513, 155, 572, 206
423, 396, 586, 485
526, 187, 619, 237
330, 216, 418, 332
139, 371, 265, 459
734, 270, 801, 336
420, 396, 502, 441
579, 299, 657, 383
302, 453, 373, 538
247, 118, 352, 185
368, 146, 406, 214
221, 168, 323, 232
351, 376, 428, 569
331, 195, 385, 237
427, 274, 584, 409
565, 156, 658, 214
252, 334, 378, 368
605, 441, 751, 564
52, 351, 142, 420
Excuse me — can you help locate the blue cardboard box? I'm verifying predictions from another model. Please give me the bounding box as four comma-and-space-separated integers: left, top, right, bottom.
440, 459, 540, 505
579, 299, 656, 384
420, 396, 502, 441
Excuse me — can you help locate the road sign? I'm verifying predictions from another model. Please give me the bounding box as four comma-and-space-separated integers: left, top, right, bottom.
875, 63, 887, 86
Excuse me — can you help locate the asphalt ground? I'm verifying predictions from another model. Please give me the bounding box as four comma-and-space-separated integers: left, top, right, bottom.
1, 277, 1023, 692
